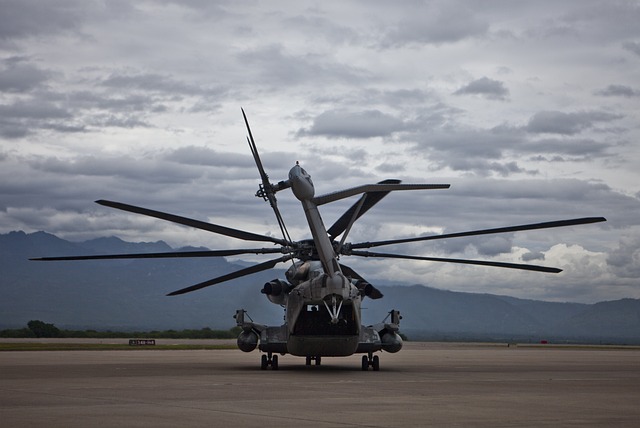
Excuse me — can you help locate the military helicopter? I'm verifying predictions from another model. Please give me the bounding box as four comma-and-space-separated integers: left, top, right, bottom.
33, 109, 606, 371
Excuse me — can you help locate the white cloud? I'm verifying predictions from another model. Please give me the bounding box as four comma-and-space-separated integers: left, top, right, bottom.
298, 109, 405, 139
595, 84, 640, 98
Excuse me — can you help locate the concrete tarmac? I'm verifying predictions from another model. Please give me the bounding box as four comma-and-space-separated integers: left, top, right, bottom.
1, 342, 639, 427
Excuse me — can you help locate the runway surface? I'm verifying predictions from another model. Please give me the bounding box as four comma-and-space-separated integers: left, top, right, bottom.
1, 341, 639, 427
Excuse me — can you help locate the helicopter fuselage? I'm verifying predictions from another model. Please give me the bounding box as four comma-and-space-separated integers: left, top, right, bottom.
235, 163, 403, 365
286, 163, 363, 355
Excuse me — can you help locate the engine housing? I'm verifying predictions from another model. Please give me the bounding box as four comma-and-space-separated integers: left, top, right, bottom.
237, 330, 259, 352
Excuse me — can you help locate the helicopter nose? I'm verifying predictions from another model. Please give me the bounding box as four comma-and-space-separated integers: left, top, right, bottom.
289, 164, 315, 201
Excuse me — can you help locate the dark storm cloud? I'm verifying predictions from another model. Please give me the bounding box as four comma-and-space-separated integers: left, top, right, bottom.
20, 148, 284, 193
409, 125, 533, 176
523, 138, 612, 162
0, 99, 69, 120
455, 177, 613, 205
28, 155, 197, 184
62, 88, 179, 122
493, 118, 622, 162
375, 162, 406, 174
90, 114, 151, 129
0, 95, 152, 138
0, 57, 51, 92
97, 71, 229, 114
525, 110, 624, 135
0, 99, 76, 138
522, 251, 545, 262
595, 84, 640, 98
0, 122, 26, 139
447, 159, 529, 177
74, 91, 160, 113
101, 72, 224, 97
453, 77, 509, 100
311, 88, 436, 109
298, 105, 622, 178
298, 109, 406, 139
475, 235, 514, 257
0, 65, 230, 139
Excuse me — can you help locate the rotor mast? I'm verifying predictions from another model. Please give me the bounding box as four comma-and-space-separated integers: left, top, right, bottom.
288, 163, 342, 276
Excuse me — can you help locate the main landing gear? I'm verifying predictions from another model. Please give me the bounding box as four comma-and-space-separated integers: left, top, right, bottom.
362, 353, 380, 371
260, 353, 380, 370
261, 353, 278, 370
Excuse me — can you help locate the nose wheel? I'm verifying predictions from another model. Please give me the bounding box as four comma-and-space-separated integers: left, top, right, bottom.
361, 353, 380, 371
305, 356, 322, 366
261, 353, 278, 370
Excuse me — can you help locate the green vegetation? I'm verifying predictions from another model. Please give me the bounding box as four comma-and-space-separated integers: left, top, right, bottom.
0, 342, 236, 351
0, 320, 242, 340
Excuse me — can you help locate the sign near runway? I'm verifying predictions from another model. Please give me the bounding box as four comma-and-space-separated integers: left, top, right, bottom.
128, 339, 155, 346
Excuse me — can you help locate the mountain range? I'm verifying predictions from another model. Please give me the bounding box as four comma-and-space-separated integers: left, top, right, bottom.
2, 231, 639, 344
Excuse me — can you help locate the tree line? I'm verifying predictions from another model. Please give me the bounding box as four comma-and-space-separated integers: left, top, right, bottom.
0, 320, 241, 339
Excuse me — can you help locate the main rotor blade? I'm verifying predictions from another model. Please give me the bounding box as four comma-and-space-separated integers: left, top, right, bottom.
96, 200, 289, 246
348, 250, 562, 273
242, 108, 269, 186
350, 217, 607, 249
339, 263, 366, 281
339, 263, 383, 299
242, 108, 294, 247
328, 179, 400, 240
30, 248, 284, 261
313, 183, 450, 206
167, 255, 293, 296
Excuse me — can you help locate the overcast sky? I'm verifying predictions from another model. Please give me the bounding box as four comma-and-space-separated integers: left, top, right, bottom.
1, 0, 639, 303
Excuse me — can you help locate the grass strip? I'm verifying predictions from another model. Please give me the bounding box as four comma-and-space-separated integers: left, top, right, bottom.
0, 343, 236, 352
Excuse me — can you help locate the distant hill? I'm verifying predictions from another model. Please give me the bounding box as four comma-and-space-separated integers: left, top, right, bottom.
1, 231, 286, 331
2, 231, 639, 344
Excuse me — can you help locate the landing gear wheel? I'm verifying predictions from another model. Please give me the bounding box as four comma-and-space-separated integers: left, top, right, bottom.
305, 356, 321, 366
261, 353, 278, 370
361, 353, 380, 371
